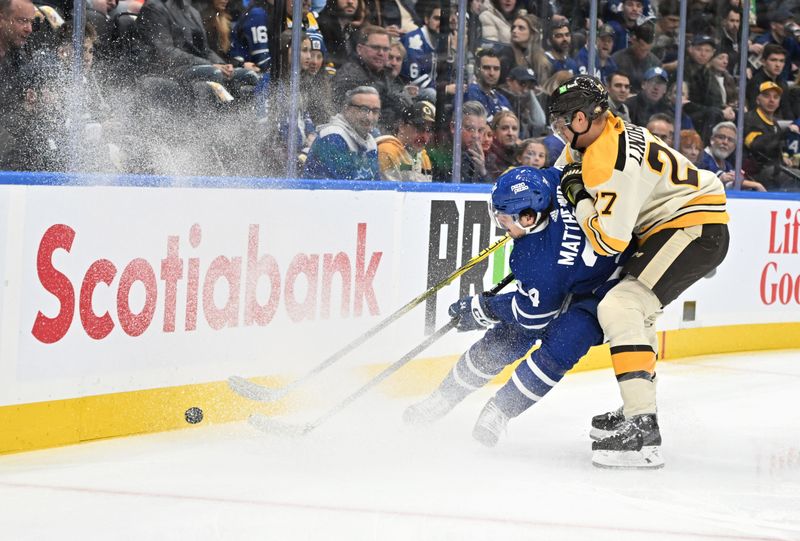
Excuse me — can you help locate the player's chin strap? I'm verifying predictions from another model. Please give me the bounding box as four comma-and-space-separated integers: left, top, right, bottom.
568, 110, 603, 152
520, 211, 551, 236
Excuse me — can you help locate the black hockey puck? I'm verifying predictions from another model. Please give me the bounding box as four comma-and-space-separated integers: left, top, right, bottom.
185, 407, 204, 424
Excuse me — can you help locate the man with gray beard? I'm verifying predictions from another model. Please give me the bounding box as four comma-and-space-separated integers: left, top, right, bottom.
303, 86, 382, 180
698, 121, 766, 191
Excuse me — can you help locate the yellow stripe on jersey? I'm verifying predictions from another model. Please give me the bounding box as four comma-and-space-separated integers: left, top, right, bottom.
583, 214, 630, 256
582, 115, 624, 189
641, 211, 730, 242
611, 350, 657, 375
638, 193, 729, 241
744, 131, 762, 147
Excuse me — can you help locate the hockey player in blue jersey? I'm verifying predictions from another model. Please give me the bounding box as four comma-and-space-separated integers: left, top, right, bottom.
403, 166, 629, 447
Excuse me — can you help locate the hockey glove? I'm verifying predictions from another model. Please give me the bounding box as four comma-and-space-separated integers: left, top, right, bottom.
560, 162, 592, 207
448, 294, 500, 332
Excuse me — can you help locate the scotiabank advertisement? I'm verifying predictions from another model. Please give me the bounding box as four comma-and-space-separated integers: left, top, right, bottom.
0, 183, 798, 406
4, 185, 499, 405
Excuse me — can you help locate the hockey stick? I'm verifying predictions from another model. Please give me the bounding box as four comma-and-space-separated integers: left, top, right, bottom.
228, 234, 511, 403
247, 273, 515, 437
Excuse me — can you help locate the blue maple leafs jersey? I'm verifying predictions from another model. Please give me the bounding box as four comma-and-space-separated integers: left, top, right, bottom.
484, 168, 629, 331
400, 27, 436, 88
231, 7, 271, 69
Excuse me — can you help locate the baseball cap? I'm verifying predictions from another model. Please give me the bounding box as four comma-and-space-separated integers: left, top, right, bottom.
598, 23, 615, 37
508, 66, 537, 83
691, 34, 717, 47
770, 8, 794, 23
643, 66, 669, 82
759, 81, 783, 94
402, 101, 436, 126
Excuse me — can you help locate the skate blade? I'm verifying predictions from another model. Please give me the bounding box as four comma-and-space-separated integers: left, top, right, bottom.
589, 427, 618, 441
247, 413, 313, 437
227, 376, 288, 402
592, 446, 664, 469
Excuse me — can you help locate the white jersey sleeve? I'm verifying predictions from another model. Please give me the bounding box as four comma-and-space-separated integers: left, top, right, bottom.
556, 114, 729, 256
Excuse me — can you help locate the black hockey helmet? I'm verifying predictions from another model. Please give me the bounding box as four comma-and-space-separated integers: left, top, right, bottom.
548, 75, 609, 126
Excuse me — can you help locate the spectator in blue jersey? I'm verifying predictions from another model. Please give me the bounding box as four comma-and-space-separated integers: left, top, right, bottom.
316, 0, 366, 68
606, 0, 643, 53
465, 48, 511, 122
230, 0, 271, 72
575, 23, 617, 84
610, 19, 659, 92
544, 18, 578, 76
699, 121, 766, 191
303, 86, 381, 180
399, 2, 438, 91
753, 8, 800, 84
403, 166, 630, 447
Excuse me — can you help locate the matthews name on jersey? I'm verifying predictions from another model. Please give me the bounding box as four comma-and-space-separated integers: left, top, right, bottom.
484, 168, 627, 333
557, 114, 729, 256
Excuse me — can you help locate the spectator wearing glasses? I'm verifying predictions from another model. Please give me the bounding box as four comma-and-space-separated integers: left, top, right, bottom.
465, 48, 511, 122
334, 24, 411, 133
699, 121, 766, 191
303, 86, 382, 180
376, 100, 435, 181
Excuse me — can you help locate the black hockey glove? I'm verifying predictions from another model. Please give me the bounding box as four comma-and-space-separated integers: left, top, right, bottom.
448, 294, 500, 332
560, 162, 592, 207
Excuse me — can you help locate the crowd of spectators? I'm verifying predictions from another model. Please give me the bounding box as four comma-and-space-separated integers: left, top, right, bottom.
2, 0, 800, 191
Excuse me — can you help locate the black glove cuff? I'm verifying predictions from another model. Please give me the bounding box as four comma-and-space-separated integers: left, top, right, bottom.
573, 188, 592, 205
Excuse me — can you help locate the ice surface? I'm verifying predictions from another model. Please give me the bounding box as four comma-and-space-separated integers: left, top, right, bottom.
0, 350, 798, 540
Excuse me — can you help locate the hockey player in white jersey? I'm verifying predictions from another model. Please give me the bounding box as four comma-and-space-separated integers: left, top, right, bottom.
549, 75, 730, 469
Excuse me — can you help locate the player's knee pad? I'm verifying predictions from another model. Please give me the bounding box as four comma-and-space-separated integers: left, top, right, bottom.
598, 277, 662, 347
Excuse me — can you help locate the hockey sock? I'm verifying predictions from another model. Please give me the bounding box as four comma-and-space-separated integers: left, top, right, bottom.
438, 350, 503, 403
493, 348, 564, 418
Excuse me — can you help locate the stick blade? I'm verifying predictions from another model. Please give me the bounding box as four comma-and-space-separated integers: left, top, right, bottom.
247, 413, 313, 437
227, 375, 288, 402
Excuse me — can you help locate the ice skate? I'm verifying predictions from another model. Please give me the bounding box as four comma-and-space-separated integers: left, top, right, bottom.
403, 390, 457, 425
590, 406, 625, 440
591, 414, 664, 469
472, 399, 509, 447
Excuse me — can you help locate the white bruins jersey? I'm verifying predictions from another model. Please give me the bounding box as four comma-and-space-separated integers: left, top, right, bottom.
556, 114, 729, 256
